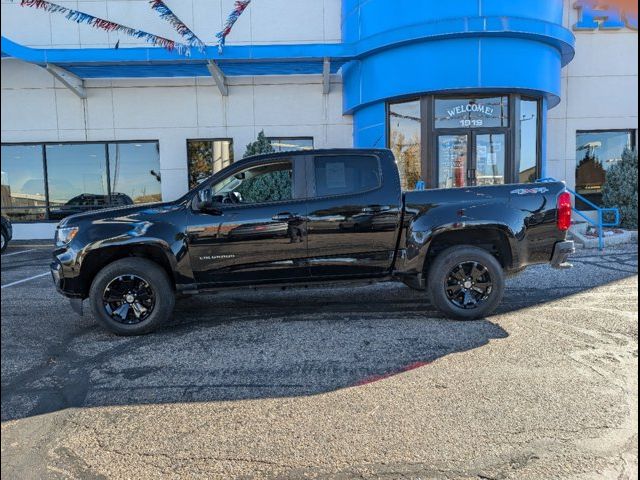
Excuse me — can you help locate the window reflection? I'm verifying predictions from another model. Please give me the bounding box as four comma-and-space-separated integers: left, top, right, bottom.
0, 141, 162, 222
389, 100, 422, 190
0, 145, 47, 221
213, 161, 293, 204
520, 99, 539, 183
438, 135, 468, 188
109, 143, 162, 204
575, 130, 635, 210
268, 138, 313, 153
187, 139, 234, 189
46, 143, 109, 220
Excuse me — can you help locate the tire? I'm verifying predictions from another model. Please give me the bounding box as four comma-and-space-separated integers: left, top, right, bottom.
427, 245, 505, 320
89, 257, 175, 335
1, 228, 7, 253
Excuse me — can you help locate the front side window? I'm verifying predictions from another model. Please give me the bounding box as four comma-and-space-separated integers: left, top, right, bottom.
575, 130, 635, 210
187, 139, 234, 189
313, 155, 380, 197
213, 161, 293, 205
389, 100, 422, 190
435, 96, 509, 129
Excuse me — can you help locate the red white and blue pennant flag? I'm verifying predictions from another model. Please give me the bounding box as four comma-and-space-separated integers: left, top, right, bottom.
20, 0, 192, 55
216, 0, 252, 53
148, 0, 206, 52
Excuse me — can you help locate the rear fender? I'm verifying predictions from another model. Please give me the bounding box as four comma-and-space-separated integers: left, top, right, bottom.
401, 212, 519, 275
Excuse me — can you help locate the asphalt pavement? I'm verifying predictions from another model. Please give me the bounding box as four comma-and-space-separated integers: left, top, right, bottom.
1, 243, 637, 479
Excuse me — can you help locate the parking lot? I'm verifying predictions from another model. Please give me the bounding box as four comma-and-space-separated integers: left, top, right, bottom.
1, 243, 638, 479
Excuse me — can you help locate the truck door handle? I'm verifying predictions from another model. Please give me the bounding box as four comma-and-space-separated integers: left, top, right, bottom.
272, 213, 296, 221
362, 206, 391, 213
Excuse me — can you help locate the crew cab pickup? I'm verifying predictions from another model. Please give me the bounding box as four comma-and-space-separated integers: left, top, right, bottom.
51, 149, 575, 335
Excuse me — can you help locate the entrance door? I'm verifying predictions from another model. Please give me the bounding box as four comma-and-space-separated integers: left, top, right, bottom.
437, 131, 506, 188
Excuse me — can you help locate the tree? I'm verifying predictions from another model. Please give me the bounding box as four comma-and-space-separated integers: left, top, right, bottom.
237, 131, 291, 202
243, 130, 275, 158
602, 148, 638, 229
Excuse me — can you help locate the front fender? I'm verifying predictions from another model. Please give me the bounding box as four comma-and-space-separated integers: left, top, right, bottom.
54, 217, 194, 297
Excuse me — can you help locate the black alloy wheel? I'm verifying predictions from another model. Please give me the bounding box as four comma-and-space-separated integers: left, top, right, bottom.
444, 261, 493, 309
103, 275, 156, 324
89, 257, 175, 335
427, 245, 505, 320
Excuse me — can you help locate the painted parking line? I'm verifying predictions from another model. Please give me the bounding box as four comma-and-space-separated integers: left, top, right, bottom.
1, 272, 50, 289
1, 249, 37, 257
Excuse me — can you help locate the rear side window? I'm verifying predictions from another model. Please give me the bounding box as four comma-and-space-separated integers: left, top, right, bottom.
313, 155, 381, 197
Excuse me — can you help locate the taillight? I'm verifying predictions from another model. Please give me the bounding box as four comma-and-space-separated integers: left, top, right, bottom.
557, 192, 572, 231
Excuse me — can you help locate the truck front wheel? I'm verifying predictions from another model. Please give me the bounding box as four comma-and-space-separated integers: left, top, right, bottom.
89, 258, 175, 335
427, 246, 505, 320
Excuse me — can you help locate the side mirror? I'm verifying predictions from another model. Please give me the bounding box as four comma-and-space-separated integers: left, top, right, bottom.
198, 187, 212, 205
196, 188, 221, 214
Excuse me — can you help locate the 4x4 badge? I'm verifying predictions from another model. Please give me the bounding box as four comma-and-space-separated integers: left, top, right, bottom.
511, 187, 549, 195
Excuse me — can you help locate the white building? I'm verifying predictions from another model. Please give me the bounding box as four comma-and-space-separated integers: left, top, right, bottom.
1, 0, 637, 239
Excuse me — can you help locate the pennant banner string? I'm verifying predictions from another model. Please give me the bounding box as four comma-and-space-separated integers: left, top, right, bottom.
20, 0, 192, 56
148, 0, 206, 52
216, 0, 251, 53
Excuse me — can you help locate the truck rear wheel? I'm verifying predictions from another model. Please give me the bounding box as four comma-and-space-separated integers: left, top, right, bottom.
427, 246, 505, 320
89, 258, 175, 335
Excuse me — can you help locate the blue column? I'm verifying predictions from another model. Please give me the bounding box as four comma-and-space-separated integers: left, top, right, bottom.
540, 97, 549, 178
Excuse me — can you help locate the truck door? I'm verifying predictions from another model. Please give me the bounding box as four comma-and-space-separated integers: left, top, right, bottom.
305, 152, 403, 279
186, 155, 309, 286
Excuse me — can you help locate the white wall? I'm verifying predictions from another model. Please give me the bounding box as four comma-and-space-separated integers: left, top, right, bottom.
1, 58, 353, 207
0, 0, 342, 49
546, 0, 638, 188
1, 0, 350, 239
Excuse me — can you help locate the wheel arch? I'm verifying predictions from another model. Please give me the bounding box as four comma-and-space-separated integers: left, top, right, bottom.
79, 242, 177, 297
423, 226, 515, 275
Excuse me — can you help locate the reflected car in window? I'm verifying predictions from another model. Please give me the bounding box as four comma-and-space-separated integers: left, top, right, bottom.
48, 193, 134, 220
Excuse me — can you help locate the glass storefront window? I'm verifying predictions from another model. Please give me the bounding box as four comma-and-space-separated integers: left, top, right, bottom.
0, 145, 47, 222
268, 137, 313, 152
435, 96, 509, 129
575, 130, 635, 210
109, 143, 162, 204
45, 143, 109, 220
1, 141, 162, 222
187, 139, 234, 189
519, 99, 539, 183
389, 100, 422, 190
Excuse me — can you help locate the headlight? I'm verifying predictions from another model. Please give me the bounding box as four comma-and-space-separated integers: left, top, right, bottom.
56, 226, 79, 246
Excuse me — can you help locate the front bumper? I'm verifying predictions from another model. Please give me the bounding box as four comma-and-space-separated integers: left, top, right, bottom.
550, 240, 575, 269
50, 260, 84, 315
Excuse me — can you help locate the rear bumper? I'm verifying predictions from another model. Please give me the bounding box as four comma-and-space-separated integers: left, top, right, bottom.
550, 240, 575, 269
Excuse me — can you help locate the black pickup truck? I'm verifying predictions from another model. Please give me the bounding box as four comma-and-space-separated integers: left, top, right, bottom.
51, 149, 574, 335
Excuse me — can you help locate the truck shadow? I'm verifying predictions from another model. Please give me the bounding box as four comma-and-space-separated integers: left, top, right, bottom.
1, 251, 637, 421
